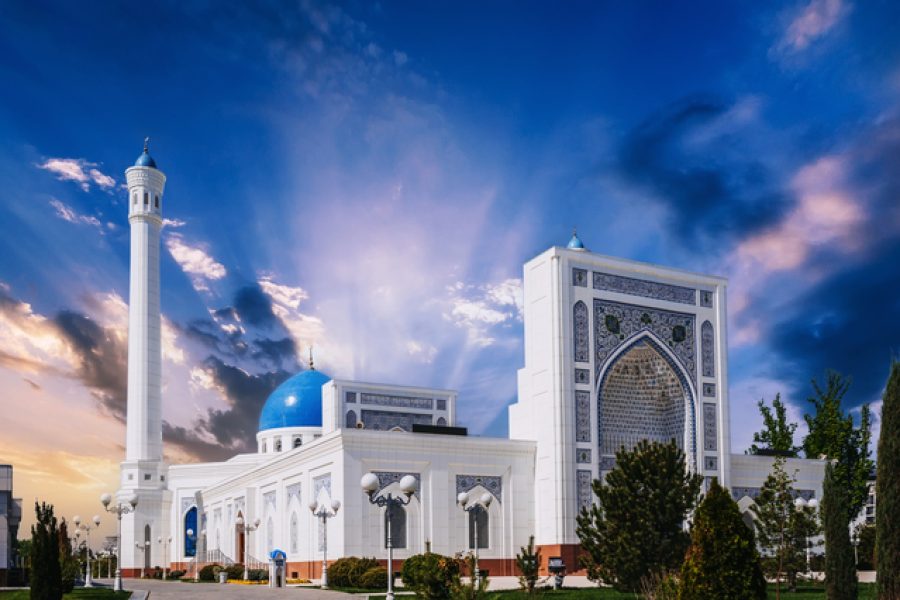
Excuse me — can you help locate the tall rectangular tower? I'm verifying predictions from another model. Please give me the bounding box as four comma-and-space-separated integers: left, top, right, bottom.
118, 141, 171, 573
509, 239, 730, 562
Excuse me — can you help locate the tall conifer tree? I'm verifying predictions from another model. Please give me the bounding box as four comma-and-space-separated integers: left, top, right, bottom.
30, 502, 62, 600
876, 361, 900, 599
823, 463, 857, 600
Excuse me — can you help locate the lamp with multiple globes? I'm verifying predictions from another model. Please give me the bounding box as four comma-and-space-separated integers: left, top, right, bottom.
361, 473, 417, 600
100, 492, 138, 592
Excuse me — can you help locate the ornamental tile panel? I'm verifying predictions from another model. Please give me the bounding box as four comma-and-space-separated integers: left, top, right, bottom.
703, 404, 717, 452
599, 456, 616, 471
263, 491, 276, 514
572, 268, 588, 287
456, 474, 502, 503
361, 409, 433, 431
573, 301, 589, 362
593, 299, 696, 385
701, 321, 715, 378
703, 383, 716, 398
593, 272, 696, 305
576, 448, 592, 464
575, 390, 591, 442
360, 392, 433, 410
314, 474, 331, 497
575, 368, 590, 384
704, 456, 718, 471
286, 483, 301, 505
372, 471, 421, 499
700, 290, 713, 308
345, 391, 357, 404
577, 470, 593, 511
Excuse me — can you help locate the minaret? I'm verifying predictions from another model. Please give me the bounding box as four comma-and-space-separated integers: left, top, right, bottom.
124, 138, 165, 464
118, 139, 171, 576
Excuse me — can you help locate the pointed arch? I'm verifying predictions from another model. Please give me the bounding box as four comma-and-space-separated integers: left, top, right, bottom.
701, 320, 715, 378
184, 506, 197, 557
573, 301, 589, 362
289, 512, 299, 554
144, 524, 151, 569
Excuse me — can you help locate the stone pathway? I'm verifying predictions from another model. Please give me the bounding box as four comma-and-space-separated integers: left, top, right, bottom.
92, 578, 351, 599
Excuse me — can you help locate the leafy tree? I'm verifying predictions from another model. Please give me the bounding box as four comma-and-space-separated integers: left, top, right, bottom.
400, 552, 460, 600
30, 501, 62, 600
803, 371, 874, 520
56, 520, 77, 593
515, 535, 541, 595
679, 479, 766, 600
823, 462, 857, 600
852, 524, 875, 571
575, 439, 702, 592
749, 394, 800, 456
876, 360, 900, 599
750, 456, 819, 594
450, 552, 490, 600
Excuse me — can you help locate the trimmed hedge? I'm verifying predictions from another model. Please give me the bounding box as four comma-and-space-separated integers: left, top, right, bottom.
358, 566, 388, 590
327, 556, 380, 588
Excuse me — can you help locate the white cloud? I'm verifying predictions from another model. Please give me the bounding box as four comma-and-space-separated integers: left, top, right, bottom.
775, 0, 848, 56
162, 218, 187, 228
446, 279, 524, 347
405, 340, 437, 364
393, 50, 408, 66
164, 233, 227, 293
49, 199, 103, 230
257, 275, 325, 350
0, 283, 78, 373
38, 158, 116, 191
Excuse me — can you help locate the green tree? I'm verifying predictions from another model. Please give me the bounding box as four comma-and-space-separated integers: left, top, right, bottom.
749, 394, 800, 456
450, 552, 490, 600
515, 535, 541, 595
575, 439, 702, 592
750, 456, 819, 594
803, 371, 874, 520
852, 524, 875, 571
679, 479, 766, 600
876, 360, 900, 599
400, 552, 460, 600
823, 462, 857, 600
56, 520, 78, 593
30, 502, 62, 600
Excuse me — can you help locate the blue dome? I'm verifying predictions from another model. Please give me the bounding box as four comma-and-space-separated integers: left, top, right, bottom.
135, 150, 157, 168
567, 231, 585, 250
258, 369, 331, 431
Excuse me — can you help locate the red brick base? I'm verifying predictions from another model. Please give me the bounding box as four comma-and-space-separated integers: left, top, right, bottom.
535, 544, 588, 576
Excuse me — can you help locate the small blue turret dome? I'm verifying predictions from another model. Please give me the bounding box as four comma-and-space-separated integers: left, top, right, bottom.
567, 229, 585, 250
135, 137, 157, 168
258, 369, 331, 431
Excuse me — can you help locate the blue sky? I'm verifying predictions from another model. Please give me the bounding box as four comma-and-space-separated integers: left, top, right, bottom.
1, 0, 898, 529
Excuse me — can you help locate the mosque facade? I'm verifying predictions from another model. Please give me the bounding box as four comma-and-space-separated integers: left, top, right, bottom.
115, 145, 826, 578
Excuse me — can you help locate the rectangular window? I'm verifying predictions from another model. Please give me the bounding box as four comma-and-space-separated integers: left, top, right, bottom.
144, 192, 149, 205
155, 195, 159, 208
144, 473, 151, 481
133, 194, 137, 205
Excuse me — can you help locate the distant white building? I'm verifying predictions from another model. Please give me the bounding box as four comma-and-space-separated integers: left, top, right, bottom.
0, 464, 23, 586
114, 143, 825, 578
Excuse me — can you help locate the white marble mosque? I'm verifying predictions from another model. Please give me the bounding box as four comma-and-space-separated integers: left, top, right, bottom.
115, 143, 827, 579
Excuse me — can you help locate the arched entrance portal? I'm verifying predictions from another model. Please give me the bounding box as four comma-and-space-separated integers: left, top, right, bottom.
598, 335, 695, 468
235, 512, 245, 564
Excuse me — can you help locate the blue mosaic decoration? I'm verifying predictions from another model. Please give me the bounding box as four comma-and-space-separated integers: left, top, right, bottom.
599, 456, 616, 471
703, 383, 716, 398
456, 474, 502, 503
360, 392, 433, 409
703, 404, 717, 452
704, 456, 718, 471
263, 491, 276, 513
593, 299, 696, 385
700, 290, 713, 308
372, 471, 421, 499
701, 321, 715, 378
575, 368, 590, 384
572, 268, 588, 287
593, 272, 696, 305
436, 398, 447, 411
577, 470, 593, 511
575, 391, 591, 442
573, 301, 589, 362
345, 391, 357, 404
361, 409, 432, 431
731, 487, 815, 501
576, 448, 592, 463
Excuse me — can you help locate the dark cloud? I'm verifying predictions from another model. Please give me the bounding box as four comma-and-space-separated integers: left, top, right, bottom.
53, 310, 128, 420
23, 378, 41, 390
618, 95, 789, 248
252, 337, 297, 368
233, 284, 278, 328
163, 356, 292, 460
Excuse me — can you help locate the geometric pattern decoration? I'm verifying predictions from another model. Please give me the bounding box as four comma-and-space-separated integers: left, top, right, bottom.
573, 301, 589, 362
575, 368, 590, 384
372, 471, 422, 499
699, 290, 713, 308
314, 474, 331, 498
704, 456, 718, 471
360, 392, 433, 410
286, 483, 301, 505
345, 391, 357, 404
703, 383, 716, 397
263, 491, 276, 513
599, 456, 616, 471
577, 470, 593, 511
701, 320, 715, 378
593, 271, 696, 305
575, 391, 591, 442
593, 299, 696, 385
456, 474, 502, 503
361, 409, 432, 432
576, 448, 592, 463
731, 487, 815, 501
573, 268, 588, 287
703, 403, 717, 452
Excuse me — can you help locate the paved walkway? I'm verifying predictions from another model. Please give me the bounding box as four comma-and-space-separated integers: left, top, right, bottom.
92, 578, 351, 599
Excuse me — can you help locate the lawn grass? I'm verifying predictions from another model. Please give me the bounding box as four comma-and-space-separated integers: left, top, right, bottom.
0, 589, 131, 599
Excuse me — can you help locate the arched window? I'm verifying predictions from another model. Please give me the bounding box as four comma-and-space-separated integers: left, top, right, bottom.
261, 441, 267, 453
345, 410, 357, 429
468, 508, 489, 549
143, 192, 149, 205
275, 439, 282, 452
266, 517, 274, 551
132, 193, 137, 205
436, 417, 447, 427
184, 506, 197, 557
293, 436, 302, 449
154, 195, 159, 208
573, 301, 589, 362
144, 524, 151, 569
289, 512, 299, 553
384, 504, 406, 549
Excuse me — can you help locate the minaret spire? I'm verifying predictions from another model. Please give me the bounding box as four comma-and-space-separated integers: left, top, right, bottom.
308, 346, 315, 370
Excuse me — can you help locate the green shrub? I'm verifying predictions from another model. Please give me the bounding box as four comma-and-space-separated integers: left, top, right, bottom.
225, 564, 244, 580
327, 556, 380, 588
358, 566, 388, 590
401, 552, 460, 600
168, 569, 185, 579
198, 563, 221, 581
248, 568, 268, 581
